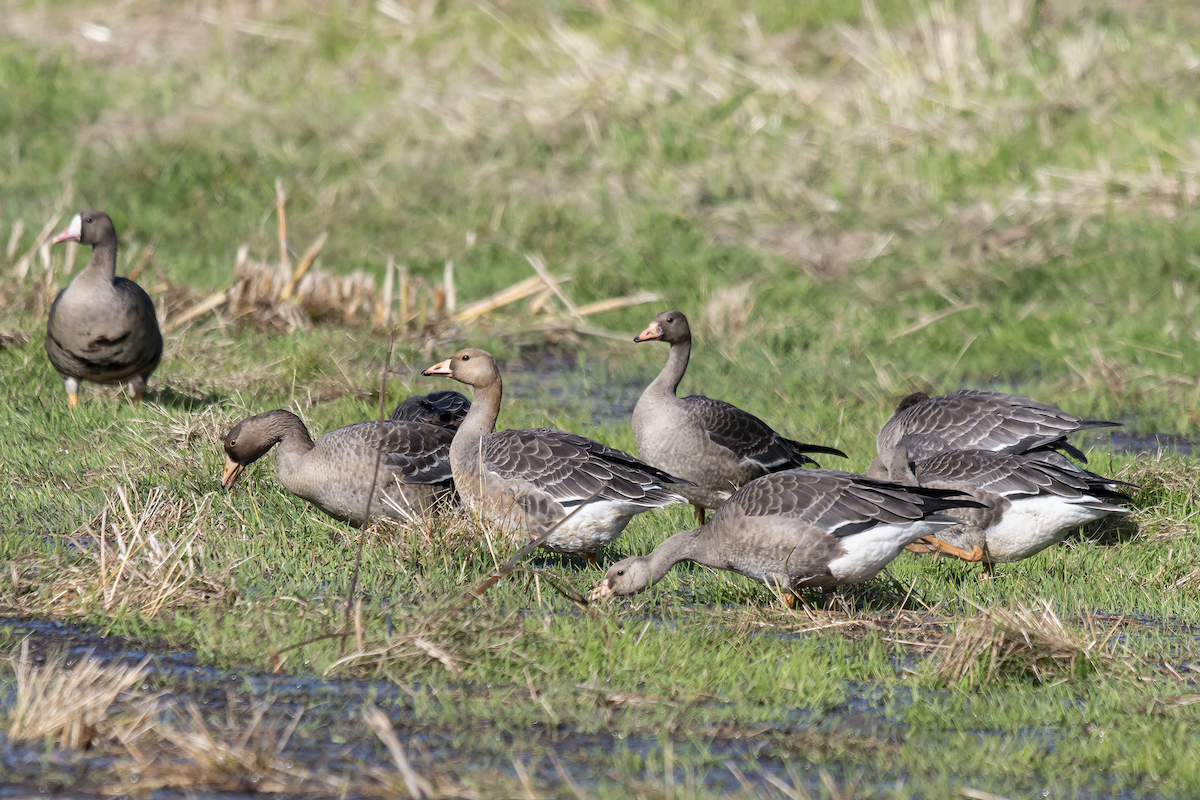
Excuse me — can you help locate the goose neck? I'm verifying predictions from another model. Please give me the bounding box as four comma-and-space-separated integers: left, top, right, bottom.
647, 338, 691, 398
452, 376, 502, 451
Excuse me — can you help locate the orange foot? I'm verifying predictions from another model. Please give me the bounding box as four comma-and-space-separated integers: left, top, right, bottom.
68, 393, 79, 409
906, 536, 983, 562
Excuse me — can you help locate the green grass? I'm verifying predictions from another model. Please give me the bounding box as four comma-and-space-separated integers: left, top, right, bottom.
3, 0, 1200, 795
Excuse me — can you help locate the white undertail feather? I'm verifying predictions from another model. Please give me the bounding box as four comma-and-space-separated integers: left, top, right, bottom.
827, 518, 959, 583
982, 494, 1124, 563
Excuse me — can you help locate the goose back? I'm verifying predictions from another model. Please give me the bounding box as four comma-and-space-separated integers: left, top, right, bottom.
867, 390, 1119, 477
390, 390, 471, 430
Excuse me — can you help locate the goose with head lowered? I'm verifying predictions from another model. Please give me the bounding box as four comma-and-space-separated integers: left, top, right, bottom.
46, 210, 163, 408
632, 310, 846, 523
876, 446, 1131, 569
591, 468, 983, 607
865, 390, 1119, 479
422, 348, 691, 562
221, 410, 455, 526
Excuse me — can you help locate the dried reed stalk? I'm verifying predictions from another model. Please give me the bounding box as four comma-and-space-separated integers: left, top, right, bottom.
7, 639, 149, 751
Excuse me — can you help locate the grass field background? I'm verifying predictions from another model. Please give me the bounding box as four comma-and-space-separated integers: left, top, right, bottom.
3, 0, 1200, 796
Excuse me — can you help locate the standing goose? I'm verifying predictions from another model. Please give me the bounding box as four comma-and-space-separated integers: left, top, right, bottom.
221, 410, 455, 526
46, 210, 163, 408
632, 310, 845, 522
422, 349, 689, 560
876, 446, 1131, 568
865, 390, 1119, 478
590, 469, 983, 607
390, 390, 471, 430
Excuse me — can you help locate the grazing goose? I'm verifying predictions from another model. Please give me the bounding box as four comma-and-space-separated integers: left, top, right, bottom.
591, 469, 983, 607
221, 410, 455, 526
632, 310, 846, 523
865, 390, 1119, 479
422, 348, 690, 560
46, 210, 163, 408
877, 446, 1131, 567
390, 390, 471, 430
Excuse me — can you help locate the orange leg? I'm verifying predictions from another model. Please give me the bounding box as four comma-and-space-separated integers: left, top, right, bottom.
907, 536, 983, 562
584, 552, 599, 569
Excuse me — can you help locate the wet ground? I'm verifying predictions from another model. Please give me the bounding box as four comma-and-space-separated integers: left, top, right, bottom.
2, 610, 1197, 798
4, 363, 1195, 796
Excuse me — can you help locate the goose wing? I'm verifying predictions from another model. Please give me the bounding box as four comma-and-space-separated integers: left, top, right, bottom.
479, 428, 689, 509
913, 449, 1131, 507
681, 395, 845, 470
880, 390, 1118, 462
726, 469, 982, 538
389, 390, 472, 430
325, 420, 455, 485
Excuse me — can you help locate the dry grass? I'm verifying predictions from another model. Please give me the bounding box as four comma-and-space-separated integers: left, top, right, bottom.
4, 480, 234, 619
934, 601, 1117, 687
1109, 454, 1200, 542
7, 639, 150, 751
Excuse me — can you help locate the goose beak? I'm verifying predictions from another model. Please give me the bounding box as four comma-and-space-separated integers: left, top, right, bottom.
589, 581, 614, 601
633, 323, 662, 343
422, 358, 453, 377
51, 213, 82, 245
221, 457, 244, 489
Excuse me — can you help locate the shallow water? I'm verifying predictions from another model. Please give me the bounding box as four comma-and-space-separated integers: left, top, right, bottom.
2, 612, 1194, 798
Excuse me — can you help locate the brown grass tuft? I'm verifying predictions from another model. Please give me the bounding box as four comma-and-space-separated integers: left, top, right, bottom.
935, 601, 1113, 687
7, 639, 149, 751
5, 481, 234, 619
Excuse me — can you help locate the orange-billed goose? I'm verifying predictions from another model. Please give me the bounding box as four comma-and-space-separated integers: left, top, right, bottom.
46, 210, 162, 408
591, 468, 982, 606
220, 410, 455, 525
631, 310, 846, 523
422, 348, 690, 560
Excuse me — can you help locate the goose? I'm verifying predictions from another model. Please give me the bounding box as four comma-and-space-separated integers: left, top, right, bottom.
632, 310, 846, 523
876, 446, 1131, 567
422, 348, 690, 561
390, 390, 471, 430
46, 210, 163, 408
591, 468, 983, 607
220, 410, 455, 526
865, 390, 1119, 478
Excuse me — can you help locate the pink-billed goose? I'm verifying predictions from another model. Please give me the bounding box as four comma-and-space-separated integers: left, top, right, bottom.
221, 410, 455, 526
877, 446, 1131, 568
422, 348, 689, 561
46, 210, 163, 408
865, 390, 1119, 478
590, 468, 982, 607
632, 310, 846, 523
390, 390, 471, 430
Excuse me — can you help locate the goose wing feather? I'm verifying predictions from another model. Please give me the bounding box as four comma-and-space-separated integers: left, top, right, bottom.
479, 428, 687, 508
322, 421, 455, 486
880, 390, 1119, 461
725, 469, 982, 538
681, 395, 844, 470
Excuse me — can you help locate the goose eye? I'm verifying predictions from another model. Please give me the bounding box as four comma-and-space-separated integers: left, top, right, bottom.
461, 354, 470, 361
616, 569, 625, 576
228, 440, 236, 448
